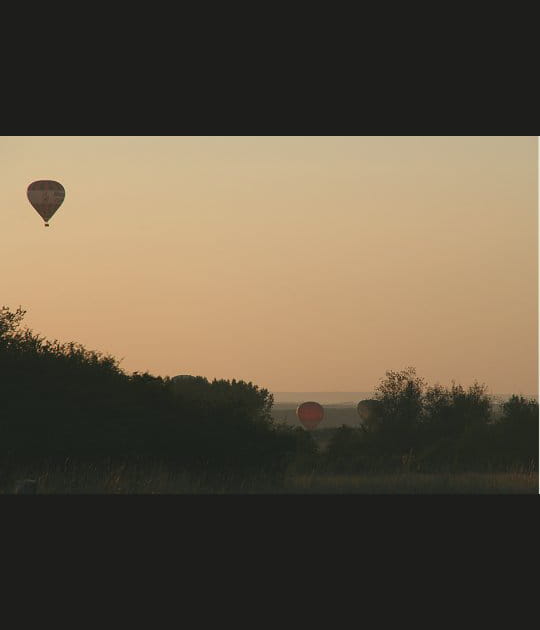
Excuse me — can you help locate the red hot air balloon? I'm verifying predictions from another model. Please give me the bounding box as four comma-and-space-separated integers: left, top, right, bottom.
27, 180, 66, 227
296, 401, 324, 430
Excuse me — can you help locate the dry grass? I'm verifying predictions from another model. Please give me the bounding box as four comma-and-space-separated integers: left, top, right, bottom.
0, 460, 537, 494
282, 471, 538, 494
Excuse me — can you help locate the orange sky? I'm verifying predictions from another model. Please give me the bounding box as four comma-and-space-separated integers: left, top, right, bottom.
1, 136, 537, 395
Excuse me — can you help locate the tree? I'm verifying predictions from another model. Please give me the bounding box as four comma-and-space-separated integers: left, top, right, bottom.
373, 367, 425, 452
496, 395, 538, 467
0, 305, 300, 477
422, 381, 491, 440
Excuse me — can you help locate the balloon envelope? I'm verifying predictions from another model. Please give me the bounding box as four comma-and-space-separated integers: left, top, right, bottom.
357, 399, 382, 430
296, 401, 324, 430
357, 399, 378, 419
27, 180, 65, 225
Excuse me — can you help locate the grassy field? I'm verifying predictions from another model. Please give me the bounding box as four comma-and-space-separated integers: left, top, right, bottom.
282, 471, 538, 494
0, 461, 537, 494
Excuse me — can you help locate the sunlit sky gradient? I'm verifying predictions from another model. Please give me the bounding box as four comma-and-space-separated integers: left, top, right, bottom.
2, 136, 537, 395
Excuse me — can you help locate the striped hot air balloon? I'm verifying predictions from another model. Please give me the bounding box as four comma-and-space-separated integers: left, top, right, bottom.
27, 180, 66, 226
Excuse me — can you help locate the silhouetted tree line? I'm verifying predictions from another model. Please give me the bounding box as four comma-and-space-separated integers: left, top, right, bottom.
0, 307, 300, 476
1, 308, 537, 476
324, 367, 538, 472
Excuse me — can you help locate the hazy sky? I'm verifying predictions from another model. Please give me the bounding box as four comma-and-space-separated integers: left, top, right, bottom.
2, 136, 537, 395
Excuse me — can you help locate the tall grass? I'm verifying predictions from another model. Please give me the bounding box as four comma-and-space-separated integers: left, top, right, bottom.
0, 459, 537, 494
282, 471, 538, 494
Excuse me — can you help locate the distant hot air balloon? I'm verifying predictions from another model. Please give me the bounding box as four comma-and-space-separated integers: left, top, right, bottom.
296, 401, 324, 430
170, 374, 207, 397
357, 399, 382, 432
27, 180, 65, 227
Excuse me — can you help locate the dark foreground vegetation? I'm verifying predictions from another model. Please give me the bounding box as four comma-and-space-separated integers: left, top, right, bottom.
0, 307, 537, 493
